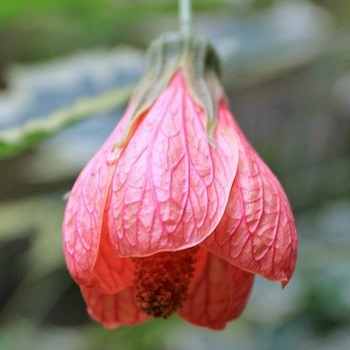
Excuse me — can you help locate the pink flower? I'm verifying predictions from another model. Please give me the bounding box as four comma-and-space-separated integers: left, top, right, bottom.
63, 34, 297, 330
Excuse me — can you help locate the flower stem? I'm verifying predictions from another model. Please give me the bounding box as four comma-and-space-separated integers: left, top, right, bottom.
179, 0, 192, 36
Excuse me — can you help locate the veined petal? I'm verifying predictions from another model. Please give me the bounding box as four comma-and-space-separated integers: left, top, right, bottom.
108, 72, 239, 256
62, 108, 132, 284
83, 219, 135, 294
202, 105, 298, 285
81, 285, 150, 328
179, 249, 254, 330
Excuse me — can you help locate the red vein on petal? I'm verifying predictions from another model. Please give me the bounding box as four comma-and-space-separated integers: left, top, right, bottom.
108, 72, 238, 257
202, 104, 297, 283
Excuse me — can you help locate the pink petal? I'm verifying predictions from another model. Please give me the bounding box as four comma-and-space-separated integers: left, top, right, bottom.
82, 221, 135, 294
62, 107, 133, 284
108, 72, 239, 256
81, 285, 150, 328
202, 105, 298, 285
179, 249, 254, 330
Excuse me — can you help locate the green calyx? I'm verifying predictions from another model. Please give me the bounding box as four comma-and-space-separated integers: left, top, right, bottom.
114, 32, 224, 149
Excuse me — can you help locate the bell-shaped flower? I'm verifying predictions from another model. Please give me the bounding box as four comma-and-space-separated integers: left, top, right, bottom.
63, 33, 298, 330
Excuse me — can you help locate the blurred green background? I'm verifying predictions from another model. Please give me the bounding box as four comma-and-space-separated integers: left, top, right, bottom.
1, 0, 350, 349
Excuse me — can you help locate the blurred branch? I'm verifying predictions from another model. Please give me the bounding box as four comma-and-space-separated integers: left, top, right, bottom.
0, 86, 133, 159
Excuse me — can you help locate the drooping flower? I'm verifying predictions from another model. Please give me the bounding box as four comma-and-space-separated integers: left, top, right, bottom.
62, 33, 298, 330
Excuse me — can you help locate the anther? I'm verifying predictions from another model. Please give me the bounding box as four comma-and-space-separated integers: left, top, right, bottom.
133, 247, 198, 319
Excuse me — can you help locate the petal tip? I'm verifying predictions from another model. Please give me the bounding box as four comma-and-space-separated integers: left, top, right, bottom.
280, 271, 292, 290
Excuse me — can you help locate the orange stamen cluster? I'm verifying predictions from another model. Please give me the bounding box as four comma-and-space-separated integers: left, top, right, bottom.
133, 247, 198, 319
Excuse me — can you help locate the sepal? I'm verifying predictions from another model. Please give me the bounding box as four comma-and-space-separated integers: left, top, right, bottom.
116, 32, 224, 147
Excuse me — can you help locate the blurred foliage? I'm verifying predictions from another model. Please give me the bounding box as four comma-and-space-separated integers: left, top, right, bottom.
0, 85, 131, 159
1, 0, 350, 350
0, 0, 221, 63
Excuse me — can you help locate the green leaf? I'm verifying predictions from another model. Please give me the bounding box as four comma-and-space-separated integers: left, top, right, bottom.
0, 86, 133, 159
